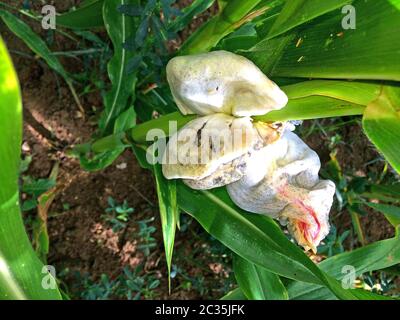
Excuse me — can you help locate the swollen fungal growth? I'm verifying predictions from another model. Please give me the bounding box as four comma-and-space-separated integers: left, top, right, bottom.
167, 50, 288, 117
226, 130, 335, 252
162, 50, 336, 251
162, 114, 283, 189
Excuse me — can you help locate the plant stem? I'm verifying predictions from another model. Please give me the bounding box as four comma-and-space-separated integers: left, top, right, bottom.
349, 208, 366, 246
66, 80, 85, 118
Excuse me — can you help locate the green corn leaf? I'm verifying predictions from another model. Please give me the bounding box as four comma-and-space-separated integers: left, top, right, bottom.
267, 0, 353, 39
288, 235, 400, 299
83, 132, 127, 154
289, 284, 392, 300
0, 36, 62, 300
219, 33, 259, 52
267, 0, 400, 80
220, 287, 247, 300
362, 88, 400, 175
177, 183, 317, 284
57, 0, 105, 29
178, 16, 228, 54
240, 210, 388, 300
177, 182, 381, 300
374, 184, 400, 195
362, 184, 400, 204
240, 32, 297, 75
179, 0, 273, 55
244, 0, 400, 81
365, 203, 400, 228
217, 0, 229, 11
233, 254, 288, 300
281, 80, 382, 106
153, 163, 178, 291
99, 0, 139, 134
87, 111, 193, 151
257, 96, 364, 122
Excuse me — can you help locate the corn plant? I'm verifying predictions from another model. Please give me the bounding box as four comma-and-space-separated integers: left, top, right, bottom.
0, 36, 61, 299
0, 0, 400, 300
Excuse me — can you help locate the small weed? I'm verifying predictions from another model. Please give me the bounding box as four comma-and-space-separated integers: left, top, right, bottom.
115, 266, 160, 300
137, 217, 157, 256
64, 266, 160, 300
19, 157, 58, 213
317, 225, 350, 257
102, 197, 135, 232
21, 176, 56, 211
75, 272, 117, 300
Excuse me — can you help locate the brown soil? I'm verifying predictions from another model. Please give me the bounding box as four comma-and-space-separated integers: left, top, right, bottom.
1, 0, 397, 299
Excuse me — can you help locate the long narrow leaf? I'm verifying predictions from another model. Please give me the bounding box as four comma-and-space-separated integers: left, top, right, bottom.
233, 254, 288, 300
257, 96, 364, 122
0, 9, 68, 79
57, 0, 105, 29
179, 0, 271, 54
177, 183, 317, 283
153, 163, 178, 290
0, 36, 62, 300
281, 80, 382, 106
363, 89, 400, 174
267, 0, 352, 39
244, 0, 400, 81
177, 182, 372, 299
169, 0, 216, 33
269, 0, 400, 80
288, 235, 400, 299
365, 203, 400, 228
220, 287, 247, 300
100, 0, 138, 134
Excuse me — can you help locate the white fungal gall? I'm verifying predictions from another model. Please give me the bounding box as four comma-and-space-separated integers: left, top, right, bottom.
162, 114, 282, 189
227, 130, 335, 252
166, 50, 288, 117
163, 50, 336, 251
